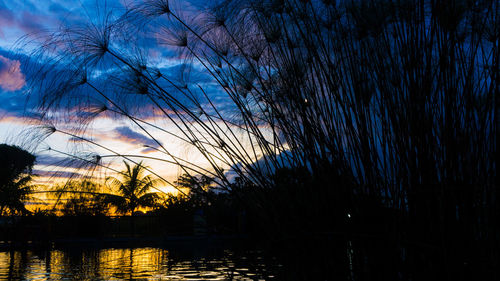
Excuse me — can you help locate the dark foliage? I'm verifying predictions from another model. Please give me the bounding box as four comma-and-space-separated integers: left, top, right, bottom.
0, 144, 36, 215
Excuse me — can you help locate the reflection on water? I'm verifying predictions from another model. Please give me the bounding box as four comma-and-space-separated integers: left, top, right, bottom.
0, 247, 279, 280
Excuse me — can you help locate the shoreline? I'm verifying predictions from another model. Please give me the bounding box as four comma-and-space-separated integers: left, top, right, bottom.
0, 234, 250, 251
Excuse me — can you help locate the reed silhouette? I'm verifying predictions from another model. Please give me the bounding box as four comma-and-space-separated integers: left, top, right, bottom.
18, 0, 499, 279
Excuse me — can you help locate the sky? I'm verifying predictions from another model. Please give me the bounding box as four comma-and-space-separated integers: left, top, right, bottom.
0, 0, 210, 194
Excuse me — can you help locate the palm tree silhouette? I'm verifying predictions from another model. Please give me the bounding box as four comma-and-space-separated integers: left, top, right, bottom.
105, 161, 161, 215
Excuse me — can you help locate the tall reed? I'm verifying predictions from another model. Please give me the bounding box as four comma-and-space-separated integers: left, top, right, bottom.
22, 0, 498, 278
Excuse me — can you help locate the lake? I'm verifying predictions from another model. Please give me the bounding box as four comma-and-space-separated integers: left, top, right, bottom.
0, 244, 282, 280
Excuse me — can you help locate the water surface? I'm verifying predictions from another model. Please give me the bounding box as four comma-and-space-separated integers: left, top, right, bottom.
0, 246, 280, 280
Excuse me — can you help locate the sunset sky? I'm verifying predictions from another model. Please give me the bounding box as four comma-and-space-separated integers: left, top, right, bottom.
0, 0, 212, 193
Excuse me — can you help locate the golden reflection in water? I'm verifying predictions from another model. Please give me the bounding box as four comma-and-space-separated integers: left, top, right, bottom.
0, 247, 273, 280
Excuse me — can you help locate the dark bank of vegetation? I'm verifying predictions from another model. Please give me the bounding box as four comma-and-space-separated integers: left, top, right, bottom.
1, 159, 248, 241
7, 0, 499, 280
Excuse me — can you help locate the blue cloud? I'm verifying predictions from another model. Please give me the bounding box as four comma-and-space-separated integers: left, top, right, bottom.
114, 126, 160, 152
35, 154, 89, 169
33, 169, 83, 179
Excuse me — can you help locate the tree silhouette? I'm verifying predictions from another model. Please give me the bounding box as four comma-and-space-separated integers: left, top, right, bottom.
175, 174, 214, 206
54, 180, 112, 216
105, 161, 162, 215
0, 144, 36, 215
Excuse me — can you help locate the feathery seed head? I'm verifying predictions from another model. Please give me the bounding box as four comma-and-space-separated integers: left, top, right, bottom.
143, 0, 170, 16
